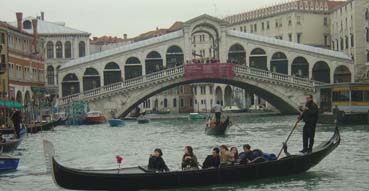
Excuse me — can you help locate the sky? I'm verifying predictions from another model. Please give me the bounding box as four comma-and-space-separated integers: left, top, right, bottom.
1, 0, 285, 38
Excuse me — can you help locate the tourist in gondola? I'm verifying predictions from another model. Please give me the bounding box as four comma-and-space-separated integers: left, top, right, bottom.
230, 147, 239, 161
239, 144, 253, 164
181, 146, 200, 170
0, 133, 5, 143
202, 147, 220, 169
10, 108, 22, 138
219, 145, 234, 166
148, 148, 169, 172
298, 94, 319, 153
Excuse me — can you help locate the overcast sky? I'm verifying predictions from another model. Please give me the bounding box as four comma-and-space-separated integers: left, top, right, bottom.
1, 0, 285, 38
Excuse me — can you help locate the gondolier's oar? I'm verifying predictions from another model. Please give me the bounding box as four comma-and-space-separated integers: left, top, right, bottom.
277, 120, 300, 159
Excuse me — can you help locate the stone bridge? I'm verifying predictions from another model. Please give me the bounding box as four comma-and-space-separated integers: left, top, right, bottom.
59, 64, 325, 118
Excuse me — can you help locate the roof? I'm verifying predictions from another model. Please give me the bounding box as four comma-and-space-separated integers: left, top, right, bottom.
60, 30, 184, 70
8, 17, 89, 35
90, 36, 130, 45
227, 30, 351, 61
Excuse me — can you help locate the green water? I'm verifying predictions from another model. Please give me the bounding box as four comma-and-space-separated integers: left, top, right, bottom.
1, 114, 368, 191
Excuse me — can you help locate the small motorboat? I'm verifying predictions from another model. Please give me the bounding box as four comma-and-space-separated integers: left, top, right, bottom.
108, 119, 125, 127
0, 155, 19, 173
205, 116, 230, 135
43, 126, 340, 191
137, 116, 150, 124
84, 111, 106, 125
189, 113, 207, 120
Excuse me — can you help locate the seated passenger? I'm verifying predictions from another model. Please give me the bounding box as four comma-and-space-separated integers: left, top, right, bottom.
202, 147, 220, 169
230, 147, 239, 162
148, 148, 169, 172
0, 134, 5, 143
182, 146, 200, 170
219, 145, 235, 167
238, 144, 253, 164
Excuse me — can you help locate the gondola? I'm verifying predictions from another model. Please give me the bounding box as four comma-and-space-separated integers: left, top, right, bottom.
0, 126, 27, 137
27, 118, 64, 134
43, 127, 340, 191
137, 117, 150, 124
108, 119, 125, 127
0, 136, 24, 153
205, 116, 230, 135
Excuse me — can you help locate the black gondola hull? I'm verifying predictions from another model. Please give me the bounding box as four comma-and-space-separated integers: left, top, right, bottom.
50, 128, 340, 191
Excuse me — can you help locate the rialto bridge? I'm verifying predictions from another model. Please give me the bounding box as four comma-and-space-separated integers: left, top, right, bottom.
57, 14, 353, 118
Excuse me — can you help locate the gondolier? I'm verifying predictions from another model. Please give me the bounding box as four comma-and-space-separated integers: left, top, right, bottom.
298, 94, 318, 153
10, 108, 22, 138
211, 104, 223, 125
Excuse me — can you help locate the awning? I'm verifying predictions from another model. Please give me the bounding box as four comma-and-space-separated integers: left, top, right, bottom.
31, 87, 47, 92
0, 101, 24, 109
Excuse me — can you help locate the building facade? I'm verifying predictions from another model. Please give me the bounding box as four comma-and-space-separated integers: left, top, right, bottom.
8, 12, 91, 101
0, 22, 9, 100
330, 0, 369, 81
6, 13, 44, 105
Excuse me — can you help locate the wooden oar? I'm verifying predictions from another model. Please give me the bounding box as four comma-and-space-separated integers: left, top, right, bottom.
277, 120, 300, 159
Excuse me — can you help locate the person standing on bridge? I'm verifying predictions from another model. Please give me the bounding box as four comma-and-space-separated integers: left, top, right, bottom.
298, 94, 319, 153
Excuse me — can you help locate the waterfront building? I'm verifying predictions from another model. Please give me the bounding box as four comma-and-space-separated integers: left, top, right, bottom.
90, 35, 132, 54
8, 12, 91, 101
4, 13, 44, 105
330, 0, 369, 81
0, 22, 9, 99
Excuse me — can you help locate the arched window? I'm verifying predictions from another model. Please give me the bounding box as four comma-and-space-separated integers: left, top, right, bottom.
16, 91, 22, 104
228, 44, 246, 65
47, 65, 54, 85
173, 98, 177, 107
79, 41, 85, 57
56, 41, 63, 58
312, 61, 330, 83
291, 57, 309, 78
166, 46, 184, 68
125, 57, 142, 80
61, 73, 80, 97
83, 68, 100, 91
23, 20, 32, 29
65, 41, 72, 58
164, 98, 168, 108
270, 52, 288, 74
145, 51, 163, 74
24, 91, 31, 106
367, 51, 369, 62
104, 62, 121, 85
46, 41, 54, 59
334, 65, 351, 83
249, 48, 267, 70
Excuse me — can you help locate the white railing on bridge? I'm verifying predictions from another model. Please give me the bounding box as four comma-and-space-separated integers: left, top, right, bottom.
59, 64, 325, 106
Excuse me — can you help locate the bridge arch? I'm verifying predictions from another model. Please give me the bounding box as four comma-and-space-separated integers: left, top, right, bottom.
125, 57, 142, 80
291, 56, 309, 78
249, 48, 267, 70
104, 62, 121, 85
333, 65, 351, 83
191, 22, 220, 59
228, 43, 246, 65
62, 73, 80, 97
112, 76, 302, 118
145, 51, 163, 74
270, 52, 288, 74
312, 61, 330, 83
166, 45, 184, 68
83, 67, 100, 91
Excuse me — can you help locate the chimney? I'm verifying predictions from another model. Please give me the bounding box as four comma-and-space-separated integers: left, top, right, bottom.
123, 34, 127, 39
31, 19, 38, 53
41, 12, 44, 20
16, 12, 23, 31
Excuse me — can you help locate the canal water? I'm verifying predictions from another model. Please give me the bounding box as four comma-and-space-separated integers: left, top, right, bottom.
1, 114, 368, 191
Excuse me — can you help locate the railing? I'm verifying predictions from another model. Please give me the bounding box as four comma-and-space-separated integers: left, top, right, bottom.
59, 66, 184, 105
59, 64, 325, 105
